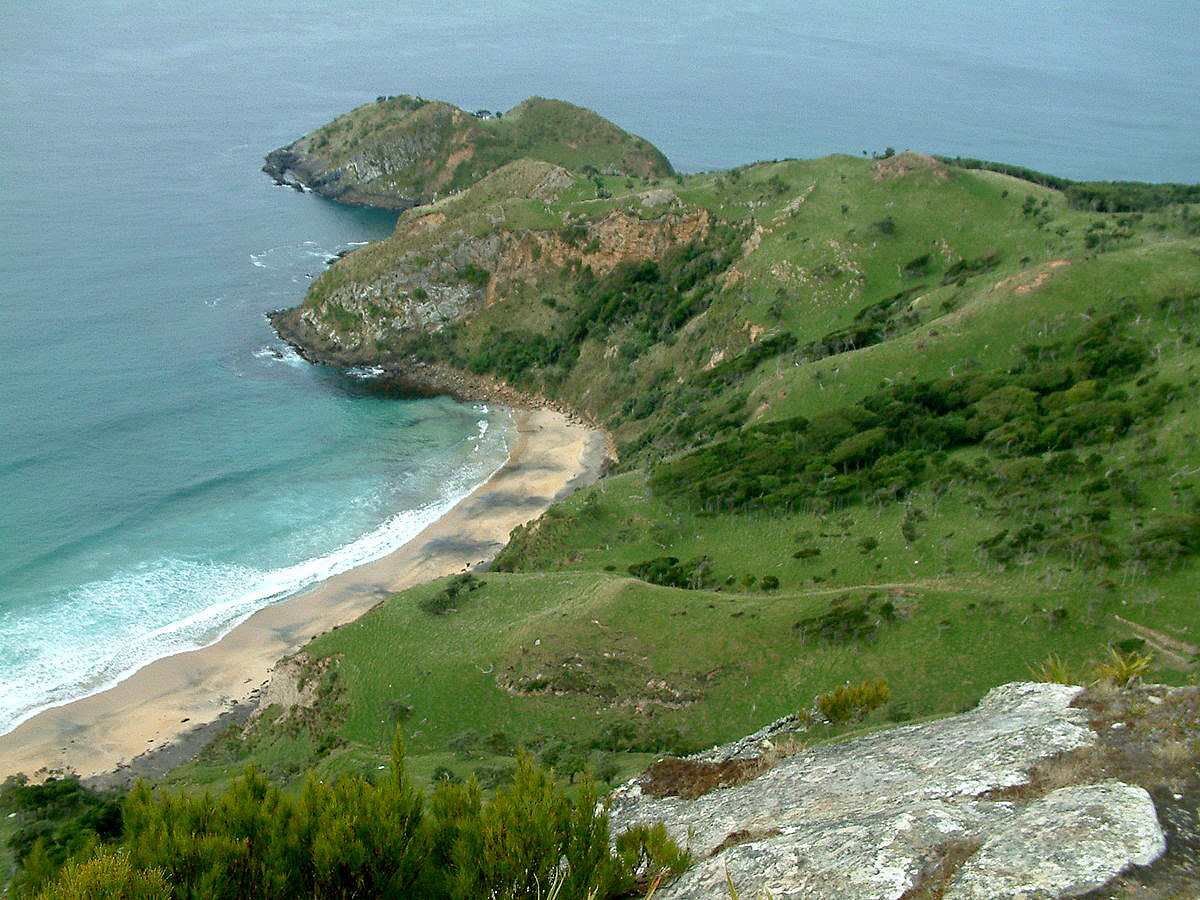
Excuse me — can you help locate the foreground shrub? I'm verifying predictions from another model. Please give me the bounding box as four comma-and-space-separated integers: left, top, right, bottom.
34, 850, 171, 900
614, 822, 693, 894
24, 733, 685, 900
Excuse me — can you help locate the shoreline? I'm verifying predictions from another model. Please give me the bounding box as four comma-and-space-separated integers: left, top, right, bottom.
267, 310, 614, 438
0, 406, 611, 782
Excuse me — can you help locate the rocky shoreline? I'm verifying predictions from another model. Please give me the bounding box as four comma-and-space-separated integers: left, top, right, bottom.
610, 682, 1198, 900
263, 144, 419, 209
268, 308, 616, 449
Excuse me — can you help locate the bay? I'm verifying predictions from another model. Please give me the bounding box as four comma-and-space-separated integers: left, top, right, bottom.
1, 0, 1195, 735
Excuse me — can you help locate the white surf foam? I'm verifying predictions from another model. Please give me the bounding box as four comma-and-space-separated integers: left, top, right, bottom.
249, 241, 338, 273
253, 344, 306, 369
0, 439, 512, 737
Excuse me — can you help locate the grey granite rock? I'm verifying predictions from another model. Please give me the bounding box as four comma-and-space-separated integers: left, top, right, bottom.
608, 683, 1167, 900
663, 800, 1010, 900
944, 782, 1165, 900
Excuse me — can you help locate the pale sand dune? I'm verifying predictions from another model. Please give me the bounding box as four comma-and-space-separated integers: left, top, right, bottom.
0, 408, 610, 780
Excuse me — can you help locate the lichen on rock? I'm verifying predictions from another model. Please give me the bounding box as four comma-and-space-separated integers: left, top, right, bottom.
608, 682, 1170, 900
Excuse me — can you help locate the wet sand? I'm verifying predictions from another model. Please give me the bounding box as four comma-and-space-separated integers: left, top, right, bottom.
0, 408, 610, 780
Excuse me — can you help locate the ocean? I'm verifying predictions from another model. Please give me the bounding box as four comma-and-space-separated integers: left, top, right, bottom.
1, 0, 1196, 736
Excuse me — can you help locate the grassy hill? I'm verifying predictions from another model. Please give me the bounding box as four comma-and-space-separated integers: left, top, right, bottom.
263, 95, 673, 207
7, 102, 1199, 897
201, 149, 1200, 798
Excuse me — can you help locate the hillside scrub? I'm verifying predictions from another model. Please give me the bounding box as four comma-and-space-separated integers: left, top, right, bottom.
11, 735, 688, 900
651, 306, 1162, 515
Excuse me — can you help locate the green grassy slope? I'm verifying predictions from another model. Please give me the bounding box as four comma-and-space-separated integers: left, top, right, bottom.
181, 151, 1200, 795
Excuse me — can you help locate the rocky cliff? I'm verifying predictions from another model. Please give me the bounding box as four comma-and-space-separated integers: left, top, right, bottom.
270, 158, 709, 370
610, 682, 1198, 900
263, 94, 673, 208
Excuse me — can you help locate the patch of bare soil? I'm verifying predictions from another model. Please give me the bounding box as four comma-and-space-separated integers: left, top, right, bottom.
872, 152, 953, 181
639, 756, 771, 801
1115, 615, 1200, 671
990, 258, 1071, 295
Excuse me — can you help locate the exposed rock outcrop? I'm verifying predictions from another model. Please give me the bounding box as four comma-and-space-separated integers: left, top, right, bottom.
610, 683, 1183, 900
271, 203, 710, 368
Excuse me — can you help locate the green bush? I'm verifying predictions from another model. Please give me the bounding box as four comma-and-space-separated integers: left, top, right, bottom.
418, 574, 485, 615
1, 774, 122, 878
816, 678, 891, 723
446, 756, 617, 900
456, 265, 491, 287
793, 596, 881, 643
614, 822, 692, 894
33, 850, 171, 900
627, 555, 714, 589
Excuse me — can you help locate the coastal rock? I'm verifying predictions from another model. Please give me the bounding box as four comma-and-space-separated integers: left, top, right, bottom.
659, 800, 1005, 900
609, 683, 1169, 900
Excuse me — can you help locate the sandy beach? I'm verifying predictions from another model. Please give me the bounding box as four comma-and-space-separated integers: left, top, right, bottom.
0, 407, 610, 781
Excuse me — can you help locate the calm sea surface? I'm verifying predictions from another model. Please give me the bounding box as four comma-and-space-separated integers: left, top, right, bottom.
1, 0, 1196, 735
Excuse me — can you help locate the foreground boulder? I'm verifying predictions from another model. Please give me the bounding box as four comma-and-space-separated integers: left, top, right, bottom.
609, 682, 1191, 899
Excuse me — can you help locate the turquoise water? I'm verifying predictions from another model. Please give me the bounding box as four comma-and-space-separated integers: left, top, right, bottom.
1, 1, 1196, 736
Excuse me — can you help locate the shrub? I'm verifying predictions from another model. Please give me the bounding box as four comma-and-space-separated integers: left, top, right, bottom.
793, 597, 879, 643
1028, 653, 1081, 684
419, 574, 485, 615
627, 555, 714, 589
815, 678, 891, 723
456, 264, 491, 288
24, 732, 684, 900
614, 823, 692, 894
448, 757, 621, 900
33, 851, 171, 900
1093, 646, 1153, 686
1, 774, 123, 877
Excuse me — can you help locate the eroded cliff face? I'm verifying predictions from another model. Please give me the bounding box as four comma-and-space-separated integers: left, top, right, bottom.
272, 206, 710, 367
264, 101, 472, 208
497, 204, 709, 287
